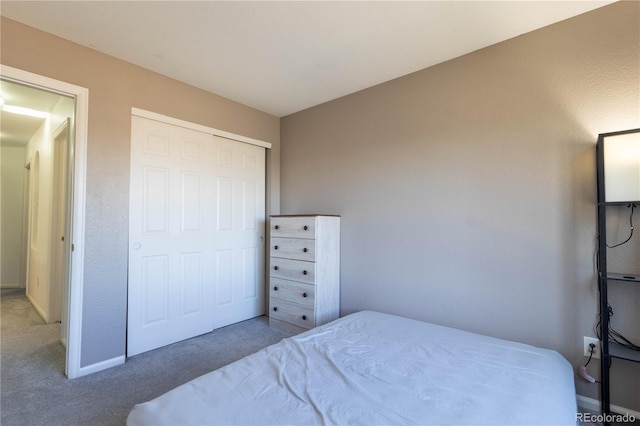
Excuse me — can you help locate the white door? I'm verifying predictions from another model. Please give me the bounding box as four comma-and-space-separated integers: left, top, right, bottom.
51, 120, 70, 324
128, 116, 265, 356
210, 136, 266, 329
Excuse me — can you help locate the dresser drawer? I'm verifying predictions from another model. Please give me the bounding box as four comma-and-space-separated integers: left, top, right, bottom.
269, 297, 315, 329
270, 258, 316, 284
271, 216, 317, 239
271, 237, 316, 261
269, 278, 315, 308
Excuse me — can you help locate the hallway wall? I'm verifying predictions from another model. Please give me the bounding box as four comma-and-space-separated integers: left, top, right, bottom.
1, 146, 27, 288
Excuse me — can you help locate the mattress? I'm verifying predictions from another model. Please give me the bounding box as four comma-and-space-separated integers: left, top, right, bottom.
127, 310, 577, 425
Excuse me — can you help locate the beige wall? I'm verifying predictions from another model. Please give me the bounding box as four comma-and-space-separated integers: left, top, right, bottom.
2, 1, 638, 411
1, 146, 27, 288
1, 17, 280, 367
281, 2, 639, 410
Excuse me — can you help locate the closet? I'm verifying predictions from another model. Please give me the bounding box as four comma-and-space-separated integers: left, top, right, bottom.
128, 112, 269, 356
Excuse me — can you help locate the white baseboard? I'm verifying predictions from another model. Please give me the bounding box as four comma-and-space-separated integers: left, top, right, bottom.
1, 283, 23, 289
76, 355, 125, 378
577, 395, 640, 418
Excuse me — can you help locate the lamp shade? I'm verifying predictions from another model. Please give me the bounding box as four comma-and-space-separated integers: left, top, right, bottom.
603, 131, 640, 202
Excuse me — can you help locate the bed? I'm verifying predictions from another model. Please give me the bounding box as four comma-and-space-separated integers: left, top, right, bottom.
127, 310, 577, 425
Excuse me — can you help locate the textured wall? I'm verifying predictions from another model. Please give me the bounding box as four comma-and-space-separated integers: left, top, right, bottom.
281, 2, 639, 410
1, 17, 280, 367
1, 146, 27, 287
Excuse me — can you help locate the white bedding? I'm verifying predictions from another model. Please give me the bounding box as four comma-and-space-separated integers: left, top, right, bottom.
127, 311, 577, 425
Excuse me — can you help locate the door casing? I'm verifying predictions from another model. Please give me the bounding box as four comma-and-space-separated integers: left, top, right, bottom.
1, 64, 89, 379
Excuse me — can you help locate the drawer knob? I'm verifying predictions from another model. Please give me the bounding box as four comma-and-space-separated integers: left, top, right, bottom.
275, 225, 279, 230
273, 286, 278, 291
302, 292, 307, 298
273, 307, 278, 312
303, 226, 308, 230
274, 245, 279, 250
274, 266, 279, 271
303, 270, 307, 275
303, 248, 308, 253
302, 315, 307, 320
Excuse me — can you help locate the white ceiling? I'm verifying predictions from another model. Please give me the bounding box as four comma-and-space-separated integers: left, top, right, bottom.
1, 1, 613, 118
0, 80, 68, 147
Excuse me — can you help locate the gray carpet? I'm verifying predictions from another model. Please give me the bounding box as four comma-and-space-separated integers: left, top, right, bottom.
1, 289, 288, 426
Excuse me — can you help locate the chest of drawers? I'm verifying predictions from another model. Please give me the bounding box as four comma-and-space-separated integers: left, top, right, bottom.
268, 215, 340, 334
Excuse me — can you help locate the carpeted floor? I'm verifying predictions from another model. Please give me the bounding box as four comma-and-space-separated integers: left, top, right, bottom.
1, 288, 288, 426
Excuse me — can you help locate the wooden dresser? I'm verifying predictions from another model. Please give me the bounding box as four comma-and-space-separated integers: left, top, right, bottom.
268, 215, 340, 334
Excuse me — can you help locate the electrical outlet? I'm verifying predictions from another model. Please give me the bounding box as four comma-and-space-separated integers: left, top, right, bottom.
583, 337, 600, 359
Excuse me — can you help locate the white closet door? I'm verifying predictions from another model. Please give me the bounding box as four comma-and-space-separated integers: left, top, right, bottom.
210, 136, 266, 329
128, 116, 265, 357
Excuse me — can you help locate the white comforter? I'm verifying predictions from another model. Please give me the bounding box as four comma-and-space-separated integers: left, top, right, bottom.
127, 311, 576, 425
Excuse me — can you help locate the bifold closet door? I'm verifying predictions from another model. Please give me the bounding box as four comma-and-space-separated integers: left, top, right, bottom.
128, 116, 265, 356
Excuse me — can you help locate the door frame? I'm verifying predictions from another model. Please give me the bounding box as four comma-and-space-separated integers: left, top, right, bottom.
1, 64, 89, 379
50, 119, 71, 324
131, 108, 272, 149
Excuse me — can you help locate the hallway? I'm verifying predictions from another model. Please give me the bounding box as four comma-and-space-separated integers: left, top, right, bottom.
0, 288, 65, 372
1, 288, 67, 424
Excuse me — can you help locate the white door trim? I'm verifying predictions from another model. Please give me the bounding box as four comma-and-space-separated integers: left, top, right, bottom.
131, 108, 272, 149
1, 64, 89, 379
50, 119, 70, 323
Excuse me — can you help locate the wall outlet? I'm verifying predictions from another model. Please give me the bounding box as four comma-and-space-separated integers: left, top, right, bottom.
583, 337, 600, 359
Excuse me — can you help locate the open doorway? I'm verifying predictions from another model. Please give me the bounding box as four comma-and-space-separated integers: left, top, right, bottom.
1, 79, 73, 359
1, 66, 88, 379
0, 64, 88, 379
0, 64, 91, 379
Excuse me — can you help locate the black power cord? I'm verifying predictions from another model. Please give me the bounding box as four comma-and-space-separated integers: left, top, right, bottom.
584, 343, 596, 367
595, 304, 640, 351
606, 203, 635, 248
579, 343, 599, 383
595, 203, 636, 276
595, 202, 639, 352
